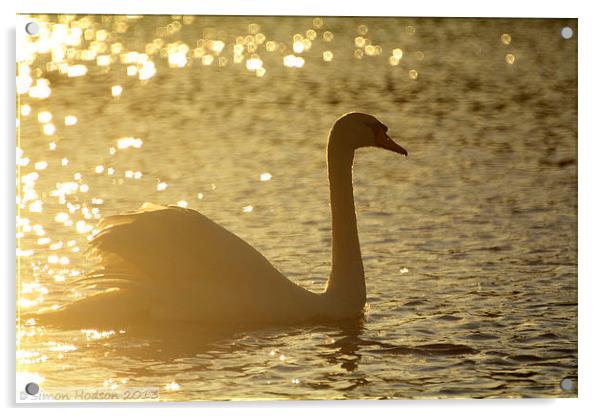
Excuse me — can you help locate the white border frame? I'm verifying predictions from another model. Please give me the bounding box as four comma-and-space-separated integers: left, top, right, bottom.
3, 1, 601, 415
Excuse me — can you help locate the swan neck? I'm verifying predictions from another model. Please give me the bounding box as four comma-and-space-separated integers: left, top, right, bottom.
325, 138, 365, 308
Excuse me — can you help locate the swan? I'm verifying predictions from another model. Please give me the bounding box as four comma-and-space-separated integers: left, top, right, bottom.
31, 112, 407, 328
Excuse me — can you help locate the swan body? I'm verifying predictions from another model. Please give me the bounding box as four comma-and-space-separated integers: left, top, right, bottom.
32, 113, 407, 328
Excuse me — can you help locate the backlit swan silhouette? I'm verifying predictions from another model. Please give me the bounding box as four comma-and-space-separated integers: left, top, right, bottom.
35, 113, 407, 328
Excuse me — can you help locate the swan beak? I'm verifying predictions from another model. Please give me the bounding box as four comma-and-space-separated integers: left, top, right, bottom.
378, 134, 408, 156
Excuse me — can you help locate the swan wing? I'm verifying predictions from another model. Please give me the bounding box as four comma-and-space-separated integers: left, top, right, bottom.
86, 203, 284, 290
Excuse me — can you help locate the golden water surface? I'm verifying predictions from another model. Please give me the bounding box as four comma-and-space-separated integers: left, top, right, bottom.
16, 15, 577, 400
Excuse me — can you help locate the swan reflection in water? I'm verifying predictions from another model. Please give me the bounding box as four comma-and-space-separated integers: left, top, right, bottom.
100, 318, 370, 365
23, 315, 476, 399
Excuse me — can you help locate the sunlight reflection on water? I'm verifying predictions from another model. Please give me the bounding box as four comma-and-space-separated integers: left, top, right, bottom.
16, 15, 577, 400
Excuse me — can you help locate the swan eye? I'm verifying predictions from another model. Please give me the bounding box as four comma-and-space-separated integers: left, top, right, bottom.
368, 122, 386, 137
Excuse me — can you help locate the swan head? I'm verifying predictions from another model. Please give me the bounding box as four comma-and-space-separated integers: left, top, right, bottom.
330, 112, 408, 156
